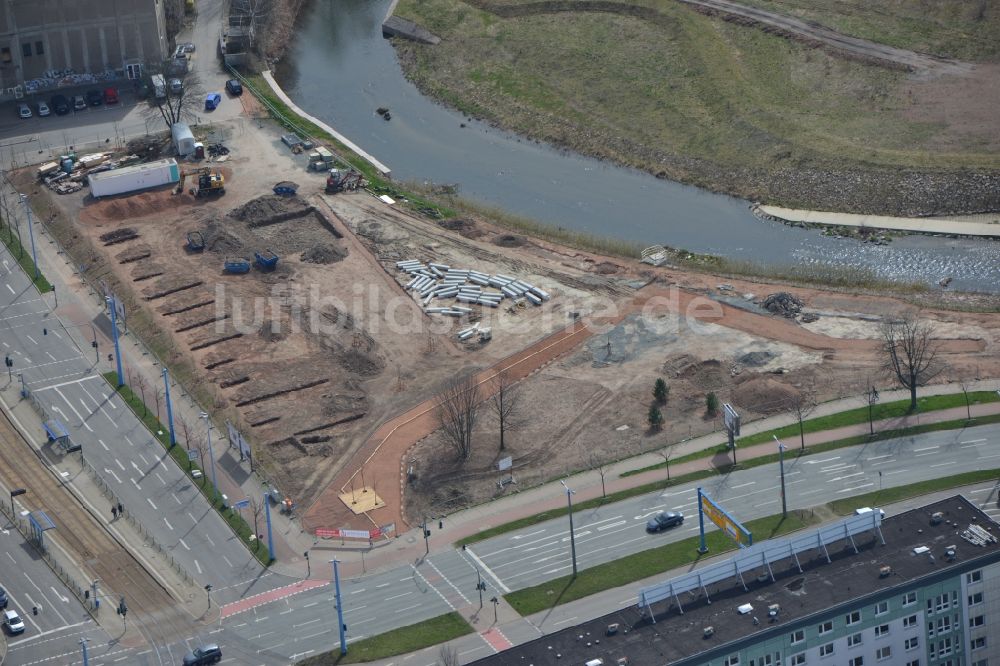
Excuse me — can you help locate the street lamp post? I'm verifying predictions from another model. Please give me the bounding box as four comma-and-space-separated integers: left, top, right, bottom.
475, 568, 485, 609
205, 584, 213, 609
200, 412, 219, 502
79, 638, 90, 666
162, 368, 176, 447
560, 480, 578, 577
774, 435, 787, 518
264, 494, 275, 562
9, 488, 26, 517
330, 559, 347, 655
490, 596, 499, 623
304, 551, 311, 578
18, 194, 39, 280
106, 296, 124, 387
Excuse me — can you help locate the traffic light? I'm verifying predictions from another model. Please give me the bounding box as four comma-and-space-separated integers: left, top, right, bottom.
424, 529, 431, 538
117, 598, 127, 617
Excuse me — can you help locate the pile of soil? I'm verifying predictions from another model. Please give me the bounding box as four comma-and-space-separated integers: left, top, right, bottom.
300, 245, 347, 264
338, 348, 385, 376
439, 218, 476, 233
592, 261, 620, 275
203, 221, 244, 254
732, 376, 799, 414
678, 359, 728, 390
738, 351, 776, 367
493, 234, 526, 247
228, 194, 315, 228
761, 292, 804, 318
99, 227, 139, 245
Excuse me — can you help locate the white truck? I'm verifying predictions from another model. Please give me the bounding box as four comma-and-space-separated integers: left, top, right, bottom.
151, 74, 167, 100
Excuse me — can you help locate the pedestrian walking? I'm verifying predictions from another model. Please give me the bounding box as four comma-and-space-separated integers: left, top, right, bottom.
42, 328, 47, 335
117, 502, 123, 516
112, 506, 118, 520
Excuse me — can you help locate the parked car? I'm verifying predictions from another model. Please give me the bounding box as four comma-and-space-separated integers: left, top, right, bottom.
50, 94, 70, 115
225, 79, 243, 96
86, 89, 104, 106
36, 101, 50, 116
17, 103, 31, 119
178, 41, 196, 53
104, 87, 119, 104
169, 78, 184, 95
3, 609, 24, 634
182, 644, 221, 665
646, 511, 684, 533
72, 94, 87, 111
0, 586, 8, 608
204, 93, 221, 111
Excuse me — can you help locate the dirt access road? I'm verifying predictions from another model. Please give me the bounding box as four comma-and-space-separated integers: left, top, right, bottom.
679, 0, 972, 75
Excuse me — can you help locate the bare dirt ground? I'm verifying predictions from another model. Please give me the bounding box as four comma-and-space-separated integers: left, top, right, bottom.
26, 116, 1000, 533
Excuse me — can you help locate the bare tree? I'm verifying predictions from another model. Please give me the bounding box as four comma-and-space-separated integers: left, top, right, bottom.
881, 316, 942, 412
490, 369, 522, 452
134, 373, 148, 415
438, 645, 460, 666
177, 417, 194, 451
589, 453, 609, 498
958, 367, 979, 422
143, 64, 204, 132
248, 495, 264, 550
154, 387, 164, 422
657, 444, 675, 481
787, 386, 817, 451
437, 374, 481, 461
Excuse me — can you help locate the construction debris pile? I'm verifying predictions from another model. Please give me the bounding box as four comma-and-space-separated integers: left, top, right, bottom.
395, 260, 550, 317
37, 151, 142, 195
761, 292, 803, 318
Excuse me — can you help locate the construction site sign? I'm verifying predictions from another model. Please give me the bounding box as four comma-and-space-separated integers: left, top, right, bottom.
698, 487, 752, 551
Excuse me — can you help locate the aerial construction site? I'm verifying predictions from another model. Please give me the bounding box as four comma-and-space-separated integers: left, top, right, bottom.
19, 112, 1000, 536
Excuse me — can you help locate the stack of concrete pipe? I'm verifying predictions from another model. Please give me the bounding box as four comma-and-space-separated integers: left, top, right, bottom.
395, 259, 550, 317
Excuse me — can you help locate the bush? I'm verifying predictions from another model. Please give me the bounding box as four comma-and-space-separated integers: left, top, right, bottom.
653, 378, 668, 404
648, 404, 664, 430
706, 392, 719, 416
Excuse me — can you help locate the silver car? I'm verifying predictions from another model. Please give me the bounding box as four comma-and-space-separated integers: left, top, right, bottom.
17, 103, 31, 119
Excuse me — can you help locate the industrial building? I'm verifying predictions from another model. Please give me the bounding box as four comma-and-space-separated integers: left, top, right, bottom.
473, 495, 1000, 666
0, 0, 168, 98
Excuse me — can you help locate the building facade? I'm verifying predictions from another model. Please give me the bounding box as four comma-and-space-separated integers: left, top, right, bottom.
0, 0, 168, 96
471, 496, 1000, 666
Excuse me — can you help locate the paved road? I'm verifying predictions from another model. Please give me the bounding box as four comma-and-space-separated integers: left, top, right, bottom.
0, 231, 270, 606
215, 423, 1000, 662
467, 423, 1000, 591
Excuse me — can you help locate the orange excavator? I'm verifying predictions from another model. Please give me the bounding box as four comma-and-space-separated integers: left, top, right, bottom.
174, 167, 225, 197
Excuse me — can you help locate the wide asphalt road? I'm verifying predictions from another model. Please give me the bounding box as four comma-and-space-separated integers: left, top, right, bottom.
0, 231, 270, 606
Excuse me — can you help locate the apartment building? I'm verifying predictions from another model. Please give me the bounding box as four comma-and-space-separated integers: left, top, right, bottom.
0, 0, 168, 95
472, 495, 1000, 666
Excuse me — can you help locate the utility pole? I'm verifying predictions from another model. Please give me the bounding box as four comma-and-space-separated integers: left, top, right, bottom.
19, 193, 38, 280
303, 551, 311, 577
205, 584, 213, 609
330, 559, 347, 655
490, 596, 499, 623
200, 412, 219, 502
774, 435, 787, 518
475, 568, 485, 609
79, 638, 90, 666
264, 494, 275, 562
560, 480, 578, 577
421, 518, 430, 555
162, 368, 176, 447
106, 296, 124, 387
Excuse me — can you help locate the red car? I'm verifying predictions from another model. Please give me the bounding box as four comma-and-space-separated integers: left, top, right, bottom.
104, 87, 119, 104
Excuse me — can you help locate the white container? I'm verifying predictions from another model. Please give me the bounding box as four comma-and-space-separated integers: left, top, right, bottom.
171, 123, 196, 156
88, 158, 180, 198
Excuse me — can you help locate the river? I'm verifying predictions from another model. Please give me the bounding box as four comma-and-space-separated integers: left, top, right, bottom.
276, 0, 998, 292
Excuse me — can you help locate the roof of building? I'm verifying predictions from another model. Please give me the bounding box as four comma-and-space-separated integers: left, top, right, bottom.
473, 495, 1000, 666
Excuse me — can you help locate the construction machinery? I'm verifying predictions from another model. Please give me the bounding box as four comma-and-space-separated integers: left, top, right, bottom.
325, 168, 364, 194
224, 257, 251, 274
254, 250, 279, 271
175, 167, 225, 197
186, 230, 205, 252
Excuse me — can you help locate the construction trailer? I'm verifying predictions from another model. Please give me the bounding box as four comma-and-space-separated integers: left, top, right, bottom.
171, 122, 196, 156
88, 159, 180, 198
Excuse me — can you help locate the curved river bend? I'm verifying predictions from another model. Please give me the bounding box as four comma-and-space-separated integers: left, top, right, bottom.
277, 0, 998, 292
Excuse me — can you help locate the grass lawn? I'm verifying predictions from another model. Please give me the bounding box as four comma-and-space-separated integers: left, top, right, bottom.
505, 510, 818, 615
0, 219, 52, 293
827, 469, 1000, 516
102, 372, 272, 565
298, 612, 472, 664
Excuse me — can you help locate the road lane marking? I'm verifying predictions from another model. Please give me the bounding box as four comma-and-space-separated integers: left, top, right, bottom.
5, 284, 13, 294
293, 618, 322, 628
553, 616, 577, 626
179, 538, 190, 550
597, 520, 627, 531
731, 482, 756, 488
465, 547, 511, 594
105, 468, 122, 483
961, 439, 987, 445
98, 439, 109, 451
411, 564, 454, 610
930, 461, 957, 468
31, 375, 102, 392
46, 352, 56, 361
115, 459, 125, 471
131, 478, 141, 490
866, 454, 892, 461
53, 387, 93, 431
147, 497, 157, 510
914, 446, 940, 452
164, 517, 173, 530
511, 530, 545, 540
195, 559, 202, 574
838, 483, 875, 493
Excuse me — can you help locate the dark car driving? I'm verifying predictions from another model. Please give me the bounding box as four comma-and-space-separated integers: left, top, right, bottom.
182, 644, 221, 665
50, 93, 70, 115
646, 511, 684, 533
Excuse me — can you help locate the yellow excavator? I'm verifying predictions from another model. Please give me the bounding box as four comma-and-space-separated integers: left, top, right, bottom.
174, 167, 225, 197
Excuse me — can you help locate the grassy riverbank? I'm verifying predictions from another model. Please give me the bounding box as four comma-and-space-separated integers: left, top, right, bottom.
392, 0, 1000, 215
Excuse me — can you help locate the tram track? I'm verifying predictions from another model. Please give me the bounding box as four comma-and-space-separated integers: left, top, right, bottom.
0, 405, 197, 661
